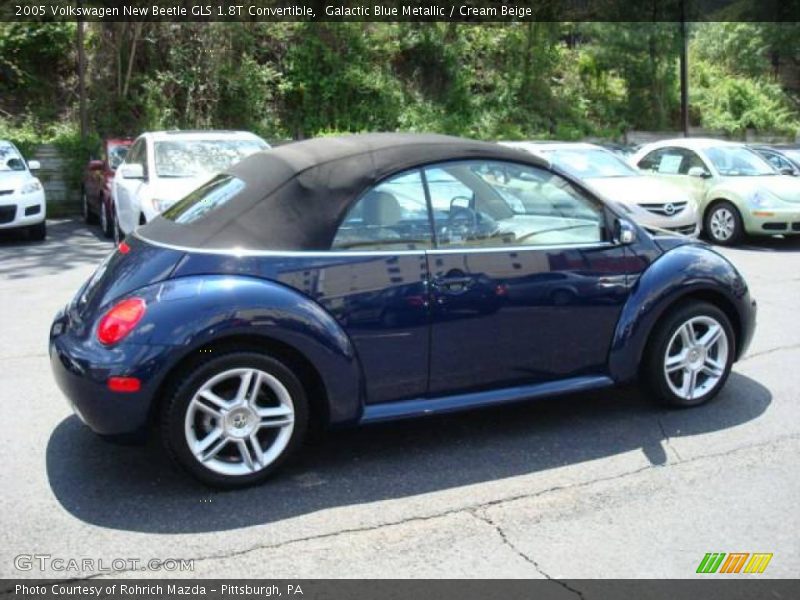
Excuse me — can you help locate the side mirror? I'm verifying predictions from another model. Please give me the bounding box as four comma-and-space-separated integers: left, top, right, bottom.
27, 160, 41, 171
120, 163, 145, 180
779, 167, 797, 176
688, 166, 710, 178
88, 160, 104, 172
614, 218, 637, 245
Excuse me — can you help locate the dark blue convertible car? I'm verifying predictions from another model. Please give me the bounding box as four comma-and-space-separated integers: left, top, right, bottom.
50, 134, 757, 487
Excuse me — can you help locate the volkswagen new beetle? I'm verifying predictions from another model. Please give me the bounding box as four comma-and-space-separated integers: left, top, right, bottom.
50, 134, 757, 488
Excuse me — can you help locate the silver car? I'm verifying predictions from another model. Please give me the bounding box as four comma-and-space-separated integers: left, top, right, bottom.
501, 142, 701, 236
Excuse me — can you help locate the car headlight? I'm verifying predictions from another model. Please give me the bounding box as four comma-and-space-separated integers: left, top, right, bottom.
746, 188, 784, 209
19, 179, 42, 195
151, 198, 176, 213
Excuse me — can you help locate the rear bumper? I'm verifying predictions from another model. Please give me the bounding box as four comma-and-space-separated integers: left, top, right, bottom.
49, 309, 172, 436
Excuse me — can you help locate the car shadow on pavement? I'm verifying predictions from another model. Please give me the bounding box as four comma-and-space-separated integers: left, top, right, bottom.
46, 371, 771, 534
737, 236, 800, 252
0, 219, 112, 280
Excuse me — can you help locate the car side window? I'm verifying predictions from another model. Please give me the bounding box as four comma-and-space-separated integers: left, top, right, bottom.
762, 151, 792, 172
639, 147, 707, 176
332, 170, 433, 251
425, 160, 605, 248
125, 140, 145, 174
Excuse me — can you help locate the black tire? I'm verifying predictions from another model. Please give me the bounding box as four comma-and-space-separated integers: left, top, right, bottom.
113, 213, 124, 246
160, 351, 309, 488
101, 201, 114, 239
27, 221, 46, 241
704, 201, 744, 246
643, 301, 735, 408
82, 190, 98, 225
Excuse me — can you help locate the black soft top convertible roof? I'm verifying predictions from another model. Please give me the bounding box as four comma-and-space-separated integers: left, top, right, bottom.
138, 133, 548, 252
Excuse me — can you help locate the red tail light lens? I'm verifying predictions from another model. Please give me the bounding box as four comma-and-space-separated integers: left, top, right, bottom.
107, 377, 141, 393
97, 298, 146, 345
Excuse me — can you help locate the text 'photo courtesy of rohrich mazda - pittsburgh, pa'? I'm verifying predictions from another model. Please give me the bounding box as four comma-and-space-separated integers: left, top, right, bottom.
6, 10, 800, 592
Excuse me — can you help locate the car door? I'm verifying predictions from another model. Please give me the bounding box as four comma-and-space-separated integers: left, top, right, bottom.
114, 138, 147, 233
636, 146, 712, 207
312, 169, 434, 405
422, 160, 633, 395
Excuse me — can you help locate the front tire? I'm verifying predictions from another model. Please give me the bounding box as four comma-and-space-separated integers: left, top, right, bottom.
161, 351, 309, 488
27, 221, 46, 241
643, 302, 734, 407
705, 201, 743, 246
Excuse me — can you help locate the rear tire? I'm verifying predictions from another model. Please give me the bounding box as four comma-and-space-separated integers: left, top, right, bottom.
643, 301, 734, 407
113, 213, 124, 246
82, 190, 98, 224
160, 351, 309, 488
704, 201, 743, 246
101, 201, 113, 239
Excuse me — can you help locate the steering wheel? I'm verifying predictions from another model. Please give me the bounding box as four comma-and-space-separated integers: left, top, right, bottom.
447, 206, 478, 238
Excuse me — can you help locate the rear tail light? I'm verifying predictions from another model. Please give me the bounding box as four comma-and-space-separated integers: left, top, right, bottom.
107, 376, 141, 393
97, 297, 146, 345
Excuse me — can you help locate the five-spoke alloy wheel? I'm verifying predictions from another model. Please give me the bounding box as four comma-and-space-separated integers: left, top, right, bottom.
644, 302, 734, 407
162, 351, 308, 488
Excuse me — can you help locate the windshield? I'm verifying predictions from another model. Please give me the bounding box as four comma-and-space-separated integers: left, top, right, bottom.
705, 146, 777, 176
543, 148, 638, 179
154, 139, 267, 178
108, 143, 129, 170
780, 149, 800, 164
0, 143, 26, 172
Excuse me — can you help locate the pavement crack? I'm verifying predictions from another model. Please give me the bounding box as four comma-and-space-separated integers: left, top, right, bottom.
740, 342, 800, 361
471, 509, 585, 599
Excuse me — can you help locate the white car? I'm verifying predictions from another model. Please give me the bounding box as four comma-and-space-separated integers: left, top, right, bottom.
112, 130, 269, 241
501, 142, 700, 236
0, 140, 46, 240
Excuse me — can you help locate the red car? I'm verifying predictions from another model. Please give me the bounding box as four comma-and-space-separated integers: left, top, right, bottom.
82, 138, 132, 237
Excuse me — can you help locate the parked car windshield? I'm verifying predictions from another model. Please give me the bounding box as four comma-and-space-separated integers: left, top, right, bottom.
779, 148, 800, 164
0, 142, 27, 172
704, 146, 777, 176
108, 143, 129, 169
542, 148, 639, 179
154, 139, 267, 178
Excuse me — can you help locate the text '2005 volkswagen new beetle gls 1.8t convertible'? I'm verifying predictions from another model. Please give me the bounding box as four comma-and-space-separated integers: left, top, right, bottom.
50, 134, 757, 488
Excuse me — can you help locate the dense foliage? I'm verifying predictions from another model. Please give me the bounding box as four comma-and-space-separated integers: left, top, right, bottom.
2, 22, 799, 158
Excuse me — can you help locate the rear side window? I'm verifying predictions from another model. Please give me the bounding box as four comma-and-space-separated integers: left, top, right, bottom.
162, 174, 246, 224
332, 170, 433, 251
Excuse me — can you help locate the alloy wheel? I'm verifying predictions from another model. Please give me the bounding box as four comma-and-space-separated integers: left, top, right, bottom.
709, 207, 735, 241
183, 368, 295, 477
663, 315, 729, 401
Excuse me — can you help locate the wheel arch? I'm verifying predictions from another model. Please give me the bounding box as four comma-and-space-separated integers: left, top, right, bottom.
608, 244, 750, 383
148, 333, 331, 434
703, 196, 741, 222
136, 274, 365, 430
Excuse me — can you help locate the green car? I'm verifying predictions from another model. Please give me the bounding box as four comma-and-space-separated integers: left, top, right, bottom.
631, 138, 800, 245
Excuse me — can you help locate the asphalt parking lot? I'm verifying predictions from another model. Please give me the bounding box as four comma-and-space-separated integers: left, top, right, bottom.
0, 219, 798, 581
